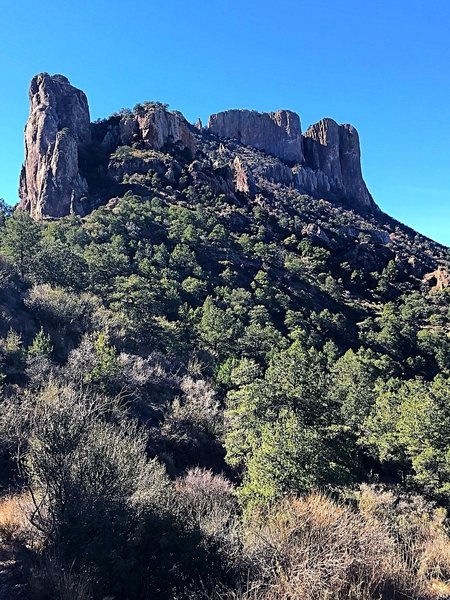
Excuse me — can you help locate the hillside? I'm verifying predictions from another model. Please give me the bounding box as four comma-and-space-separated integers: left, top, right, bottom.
0, 73, 450, 599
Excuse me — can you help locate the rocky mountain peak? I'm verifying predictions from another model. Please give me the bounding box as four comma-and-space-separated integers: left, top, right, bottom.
18, 74, 376, 220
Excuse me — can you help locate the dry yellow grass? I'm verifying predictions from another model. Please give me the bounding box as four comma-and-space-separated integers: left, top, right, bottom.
0, 493, 32, 543
242, 493, 412, 600
358, 484, 450, 598
202, 488, 450, 600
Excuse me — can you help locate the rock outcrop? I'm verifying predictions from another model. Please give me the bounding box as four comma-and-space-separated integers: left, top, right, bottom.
423, 267, 450, 291
18, 73, 377, 220
100, 107, 196, 155
232, 157, 256, 197
301, 118, 374, 208
207, 110, 304, 164
106, 106, 196, 154
19, 74, 91, 219
207, 111, 374, 210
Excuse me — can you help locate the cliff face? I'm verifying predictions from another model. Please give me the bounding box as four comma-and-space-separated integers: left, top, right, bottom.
18, 73, 376, 219
208, 111, 374, 209
99, 105, 197, 155
207, 109, 304, 164
301, 118, 373, 208
18, 74, 91, 219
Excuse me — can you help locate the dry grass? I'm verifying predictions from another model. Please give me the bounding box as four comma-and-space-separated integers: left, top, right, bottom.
0, 492, 34, 544
29, 557, 92, 600
239, 492, 414, 600
358, 484, 450, 598
204, 487, 450, 600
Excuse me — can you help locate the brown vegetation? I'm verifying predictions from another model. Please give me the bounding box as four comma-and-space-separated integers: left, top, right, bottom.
206, 487, 450, 600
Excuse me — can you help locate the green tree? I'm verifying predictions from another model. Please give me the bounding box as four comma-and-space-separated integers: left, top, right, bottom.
198, 297, 242, 358
0, 210, 41, 277
86, 333, 120, 391
28, 327, 53, 359
225, 340, 353, 506
239, 410, 329, 506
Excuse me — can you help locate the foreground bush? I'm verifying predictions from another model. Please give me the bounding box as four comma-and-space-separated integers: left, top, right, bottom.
0, 384, 230, 599
208, 489, 450, 600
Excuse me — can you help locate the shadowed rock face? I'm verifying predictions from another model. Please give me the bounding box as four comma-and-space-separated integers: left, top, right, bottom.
301, 118, 374, 208
207, 110, 304, 164
19, 73, 91, 219
208, 111, 375, 210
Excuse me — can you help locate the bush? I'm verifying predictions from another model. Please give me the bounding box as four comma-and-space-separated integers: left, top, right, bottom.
24, 284, 99, 333
237, 493, 411, 600
175, 468, 237, 544
163, 376, 223, 442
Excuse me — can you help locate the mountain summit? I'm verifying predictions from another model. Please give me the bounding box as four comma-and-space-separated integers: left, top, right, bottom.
19, 73, 375, 219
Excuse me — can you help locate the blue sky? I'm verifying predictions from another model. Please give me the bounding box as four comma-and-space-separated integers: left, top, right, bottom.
1, 0, 450, 244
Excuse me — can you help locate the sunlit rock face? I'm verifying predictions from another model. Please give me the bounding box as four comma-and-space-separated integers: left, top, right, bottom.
19, 73, 91, 219
207, 109, 304, 164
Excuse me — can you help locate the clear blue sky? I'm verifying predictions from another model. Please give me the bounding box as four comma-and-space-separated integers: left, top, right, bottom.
1, 0, 450, 244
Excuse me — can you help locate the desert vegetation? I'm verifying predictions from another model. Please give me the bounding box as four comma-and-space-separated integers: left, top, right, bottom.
0, 177, 449, 598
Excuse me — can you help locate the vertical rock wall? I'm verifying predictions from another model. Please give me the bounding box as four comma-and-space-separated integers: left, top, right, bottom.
19, 73, 91, 218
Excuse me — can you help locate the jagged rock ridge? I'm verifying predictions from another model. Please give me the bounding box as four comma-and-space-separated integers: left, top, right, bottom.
19, 74, 376, 219
207, 111, 374, 209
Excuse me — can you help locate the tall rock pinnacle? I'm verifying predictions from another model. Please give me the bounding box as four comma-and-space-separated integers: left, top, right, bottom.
18, 73, 91, 219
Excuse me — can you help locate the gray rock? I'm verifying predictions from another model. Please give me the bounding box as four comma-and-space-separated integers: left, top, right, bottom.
302, 118, 375, 208
302, 224, 331, 247
120, 108, 196, 155
207, 109, 304, 164
19, 73, 91, 219
371, 229, 391, 245
207, 111, 376, 211
188, 161, 235, 196
257, 162, 294, 187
